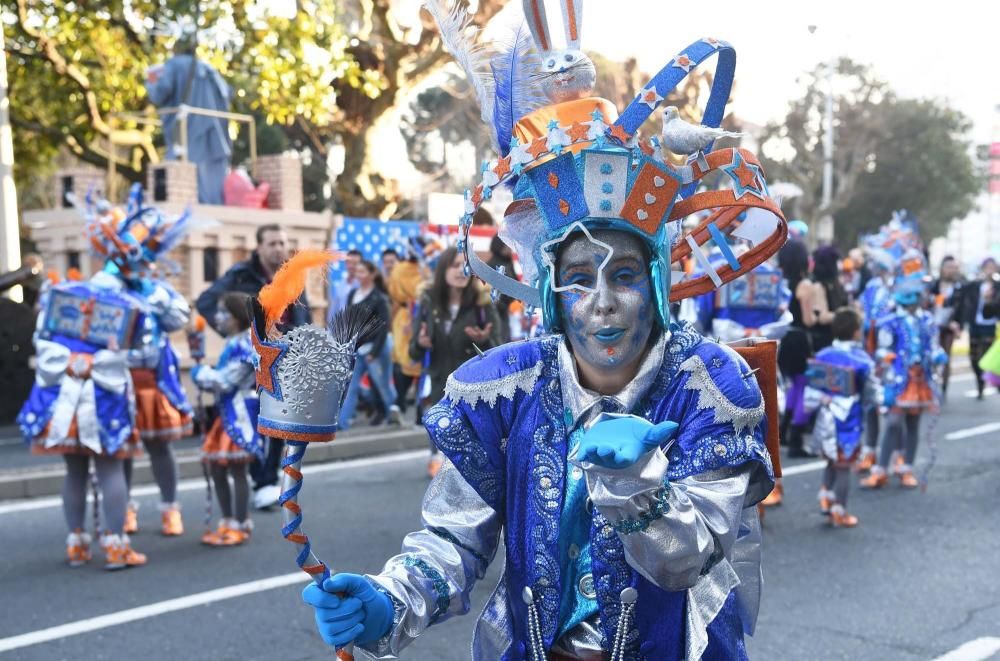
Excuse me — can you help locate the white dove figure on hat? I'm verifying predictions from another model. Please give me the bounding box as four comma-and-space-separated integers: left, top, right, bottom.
660, 105, 743, 171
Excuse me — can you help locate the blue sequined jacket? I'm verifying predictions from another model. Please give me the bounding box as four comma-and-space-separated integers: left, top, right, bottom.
360, 324, 773, 661
876, 309, 946, 408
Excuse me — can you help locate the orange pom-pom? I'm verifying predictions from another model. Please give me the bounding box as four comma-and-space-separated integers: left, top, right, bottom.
46, 270, 61, 284
193, 314, 207, 332
258, 249, 337, 331
66, 267, 84, 281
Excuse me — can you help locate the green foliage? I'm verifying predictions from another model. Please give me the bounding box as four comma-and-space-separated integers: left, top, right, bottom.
833, 99, 982, 245
3, 0, 360, 204
759, 58, 980, 247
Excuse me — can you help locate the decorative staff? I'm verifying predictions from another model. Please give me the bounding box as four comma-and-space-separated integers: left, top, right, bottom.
248, 250, 379, 661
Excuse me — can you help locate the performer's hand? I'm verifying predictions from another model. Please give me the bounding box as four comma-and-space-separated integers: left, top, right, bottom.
417, 323, 433, 349
576, 416, 679, 469
464, 322, 493, 344
302, 573, 394, 648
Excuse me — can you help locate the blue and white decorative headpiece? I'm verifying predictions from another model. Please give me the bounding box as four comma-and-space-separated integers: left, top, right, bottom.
73, 183, 198, 279
425, 0, 787, 330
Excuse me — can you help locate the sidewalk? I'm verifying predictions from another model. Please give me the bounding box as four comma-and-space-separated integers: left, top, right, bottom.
0, 422, 430, 501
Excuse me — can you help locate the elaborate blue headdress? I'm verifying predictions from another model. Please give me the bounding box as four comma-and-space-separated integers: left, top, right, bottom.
426, 0, 787, 330
74, 183, 196, 279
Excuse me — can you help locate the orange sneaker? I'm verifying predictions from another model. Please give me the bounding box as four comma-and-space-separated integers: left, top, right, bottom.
898, 471, 920, 489
123, 502, 139, 534
818, 489, 834, 515
200, 524, 225, 546
66, 530, 92, 567
760, 481, 783, 507
829, 506, 859, 528
860, 468, 888, 489
102, 534, 147, 570
855, 450, 876, 472
427, 456, 443, 479
160, 504, 184, 536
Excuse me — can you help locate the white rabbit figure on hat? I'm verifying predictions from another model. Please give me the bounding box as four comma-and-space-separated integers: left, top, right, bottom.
523, 0, 596, 103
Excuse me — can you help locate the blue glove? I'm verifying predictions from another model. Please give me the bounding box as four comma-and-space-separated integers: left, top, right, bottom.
575, 415, 679, 469
190, 364, 203, 383
302, 573, 394, 648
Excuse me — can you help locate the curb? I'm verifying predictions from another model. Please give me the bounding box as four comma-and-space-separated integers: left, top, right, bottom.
0, 426, 430, 501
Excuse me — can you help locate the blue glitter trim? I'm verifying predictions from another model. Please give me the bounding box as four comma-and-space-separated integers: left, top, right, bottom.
428, 526, 489, 566
666, 429, 771, 481
403, 556, 451, 624
611, 479, 672, 534
601, 182, 614, 194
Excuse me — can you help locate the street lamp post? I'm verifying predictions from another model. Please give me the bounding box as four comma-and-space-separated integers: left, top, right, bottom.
809, 24, 836, 245
0, 29, 23, 301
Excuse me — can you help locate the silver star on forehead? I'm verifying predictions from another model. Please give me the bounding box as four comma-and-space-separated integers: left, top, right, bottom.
540, 221, 614, 295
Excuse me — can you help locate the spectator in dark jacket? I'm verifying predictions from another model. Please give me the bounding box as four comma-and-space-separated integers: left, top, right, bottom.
338, 260, 398, 430
195, 224, 311, 335
194, 224, 311, 508
954, 258, 1000, 399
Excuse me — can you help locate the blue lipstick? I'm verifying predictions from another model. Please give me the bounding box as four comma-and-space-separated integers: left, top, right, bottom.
594, 328, 625, 344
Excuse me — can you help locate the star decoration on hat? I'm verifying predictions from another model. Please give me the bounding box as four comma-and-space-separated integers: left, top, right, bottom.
672, 54, 695, 72
639, 86, 664, 110
701, 37, 722, 49
608, 124, 630, 144
587, 111, 608, 140
539, 221, 615, 295
527, 137, 549, 160
251, 331, 287, 399
493, 156, 512, 179
721, 151, 765, 200
567, 121, 590, 142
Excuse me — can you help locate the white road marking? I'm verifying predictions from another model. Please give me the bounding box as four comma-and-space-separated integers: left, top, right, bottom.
933, 637, 1000, 661
779, 460, 826, 476
964, 389, 997, 399
0, 571, 311, 654
945, 422, 1000, 441
0, 449, 430, 515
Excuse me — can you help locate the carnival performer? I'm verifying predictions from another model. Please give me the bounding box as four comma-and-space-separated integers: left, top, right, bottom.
803, 308, 878, 527
191, 292, 263, 546
16, 207, 151, 569
861, 250, 946, 489
694, 251, 791, 344
299, 4, 787, 657
854, 248, 895, 471
113, 190, 194, 537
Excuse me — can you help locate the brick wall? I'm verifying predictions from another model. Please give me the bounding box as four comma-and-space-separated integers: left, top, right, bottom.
256, 154, 303, 212
52, 166, 106, 208
147, 161, 198, 205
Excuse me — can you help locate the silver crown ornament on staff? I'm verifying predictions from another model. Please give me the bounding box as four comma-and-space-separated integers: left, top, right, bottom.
247, 250, 381, 661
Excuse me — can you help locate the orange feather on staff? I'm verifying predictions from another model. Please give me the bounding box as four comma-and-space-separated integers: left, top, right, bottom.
192, 314, 207, 332
258, 249, 338, 332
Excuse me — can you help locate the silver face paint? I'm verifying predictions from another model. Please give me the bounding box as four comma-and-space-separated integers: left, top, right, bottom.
555, 229, 655, 374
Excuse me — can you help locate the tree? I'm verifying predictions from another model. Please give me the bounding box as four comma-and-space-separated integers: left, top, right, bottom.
832, 98, 981, 246
2, 0, 363, 203
759, 58, 894, 238
760, 58, 980, 248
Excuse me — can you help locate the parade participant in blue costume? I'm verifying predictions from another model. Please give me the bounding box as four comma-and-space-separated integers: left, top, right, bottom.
15, 196, 162, 569
861, 250, 946, 490
693, 242, 791, 343
299, 2, 787, 658
61, 185, 196, 535
803, 308, 879, 527
854, 248, 895, 472
192, 292, 264, 546
88, 186, 196, 537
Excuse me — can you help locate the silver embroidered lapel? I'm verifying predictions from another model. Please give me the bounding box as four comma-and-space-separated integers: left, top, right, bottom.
445, 360, 545, 409
680, 354, 764, 436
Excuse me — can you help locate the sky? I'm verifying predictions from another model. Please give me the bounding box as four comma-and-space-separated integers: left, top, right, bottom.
582, 0, 998, 145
